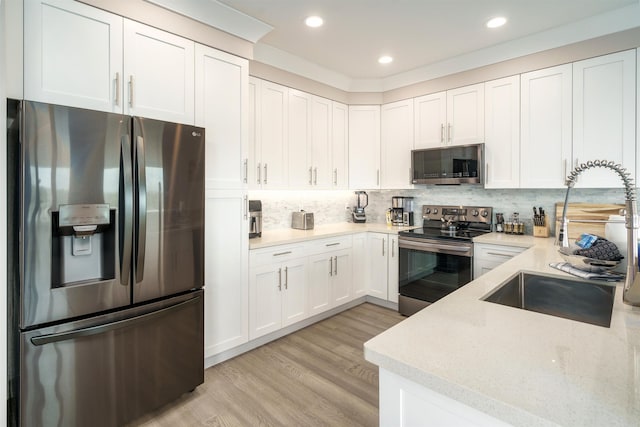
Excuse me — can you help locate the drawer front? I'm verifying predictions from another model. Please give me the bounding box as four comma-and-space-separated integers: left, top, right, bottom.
475, 244, 525, 262
308, 235, 353, 255
251, 244, 306, 267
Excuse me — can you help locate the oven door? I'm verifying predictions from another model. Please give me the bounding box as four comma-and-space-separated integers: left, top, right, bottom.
398, 236, 473, 316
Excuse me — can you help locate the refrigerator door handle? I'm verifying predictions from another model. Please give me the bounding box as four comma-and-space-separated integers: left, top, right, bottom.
135, 134, 147, 283
120, 135, 134, 286
30, 295, 201, 346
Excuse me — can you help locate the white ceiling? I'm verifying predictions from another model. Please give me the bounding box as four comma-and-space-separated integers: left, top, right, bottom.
216, 0, 640, 90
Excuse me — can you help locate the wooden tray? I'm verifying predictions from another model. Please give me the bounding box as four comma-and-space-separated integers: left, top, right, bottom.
554, 203, 625, 240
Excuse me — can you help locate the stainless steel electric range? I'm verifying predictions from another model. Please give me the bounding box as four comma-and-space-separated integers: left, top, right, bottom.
397, 205, 493, 316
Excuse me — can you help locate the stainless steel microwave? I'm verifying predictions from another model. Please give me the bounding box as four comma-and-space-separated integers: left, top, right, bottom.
411, 143, 484, 185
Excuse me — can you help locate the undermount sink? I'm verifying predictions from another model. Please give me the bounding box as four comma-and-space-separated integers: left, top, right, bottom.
482, 271, 616, 328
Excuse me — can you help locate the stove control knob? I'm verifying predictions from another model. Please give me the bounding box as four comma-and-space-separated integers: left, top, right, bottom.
480, 210, 489, 218
471, 209, 479, 217
432, 208, 438, 215
424, 208, 431, 214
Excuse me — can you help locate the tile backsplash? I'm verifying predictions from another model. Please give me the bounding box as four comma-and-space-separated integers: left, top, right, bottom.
250, 186, 628, 235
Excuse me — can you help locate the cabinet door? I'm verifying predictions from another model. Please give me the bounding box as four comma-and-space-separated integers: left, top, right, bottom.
520, 64, 572, 188
195, 44, 248, 190
260, 81, 289, 189
308, 253, 332, 316
367, 233, 388, 299
24, 0, 123, 113
288, 89, 312, 187
204, 190, 249, 356
446, 83, 484, 146
349, 105, 381, 189
281, 259, 308, 327
331, 102, 349, 189
381, 100, 414, 189
414, 92, 447, 149
573, 50, 636, 188
123, 20, 195, 124
332, 249, 353, 306
387, 235, 399, 303
484, 76, 520, 189
352, 233, 368, 298
311, 96, 333, 189
249, 264, 282, 340
248, 77, 261, 188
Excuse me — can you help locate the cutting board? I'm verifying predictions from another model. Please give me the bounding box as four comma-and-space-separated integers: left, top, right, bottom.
554, 203, 625, 240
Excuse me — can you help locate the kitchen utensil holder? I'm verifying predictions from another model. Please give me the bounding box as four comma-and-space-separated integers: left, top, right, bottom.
533, 223, 550, 238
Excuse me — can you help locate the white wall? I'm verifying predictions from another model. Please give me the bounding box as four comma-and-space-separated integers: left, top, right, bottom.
1, 0, 8, 423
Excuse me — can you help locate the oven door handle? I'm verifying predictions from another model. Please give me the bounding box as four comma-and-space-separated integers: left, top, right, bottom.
399, 239, 472, 255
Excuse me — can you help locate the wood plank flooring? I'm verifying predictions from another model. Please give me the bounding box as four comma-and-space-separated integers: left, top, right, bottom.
128, 303, 405, 427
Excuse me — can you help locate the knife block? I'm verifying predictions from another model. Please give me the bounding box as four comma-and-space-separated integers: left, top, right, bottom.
533, 223, 550, 238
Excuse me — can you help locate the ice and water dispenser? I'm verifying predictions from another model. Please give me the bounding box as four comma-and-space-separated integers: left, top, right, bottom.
51, 203, 117, 287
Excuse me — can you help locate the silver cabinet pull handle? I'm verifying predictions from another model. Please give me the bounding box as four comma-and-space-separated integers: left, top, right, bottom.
333, 168, 338, 186
278, 267, 282, 291
440, 123, 444, 143
308, 166, 313, 185
243, 159, 248, 184
485, 163, 489, 184
273, 251, 292, 256
333, 256, 337, 275
243, 195, 248, 220
128, 75, 134, 107
382, 239, 385, 256
115, 72, 121, 107
486, 252, 514, 258
447, 123, 452, 143
257, 163, 262, 185
284, 266, 288, 289
329, 258, 333, 276
264, 164, 268, 184
325, 242, 340, 247
314, 167, 318, 185
392, 239, 395, 258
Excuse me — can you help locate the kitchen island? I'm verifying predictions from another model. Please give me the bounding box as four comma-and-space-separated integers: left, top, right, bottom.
364, 234, 640, 426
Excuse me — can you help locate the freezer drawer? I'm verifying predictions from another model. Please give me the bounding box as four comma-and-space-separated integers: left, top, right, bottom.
17, 291, 204, 427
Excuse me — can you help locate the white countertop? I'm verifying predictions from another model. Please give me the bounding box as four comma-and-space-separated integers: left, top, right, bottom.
249, 222, 419, 249
364, 235, 640, 427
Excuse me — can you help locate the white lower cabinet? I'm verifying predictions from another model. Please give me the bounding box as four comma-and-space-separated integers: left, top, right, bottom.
308, 247, 353, 315
380, 369, 510, 427
473, 243, 527, 279
367, 232, 399, 302
352, 233, 369, 298
249, 246, 307, 340
204, 190, 249, 358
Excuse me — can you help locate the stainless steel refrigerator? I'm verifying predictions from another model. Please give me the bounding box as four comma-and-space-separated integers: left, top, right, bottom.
7, 100, 205, 426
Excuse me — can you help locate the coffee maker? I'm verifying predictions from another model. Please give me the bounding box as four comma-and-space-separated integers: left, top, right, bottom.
391, 196, 404, 225
352, 191, 368, 223
248, 200, 262, 238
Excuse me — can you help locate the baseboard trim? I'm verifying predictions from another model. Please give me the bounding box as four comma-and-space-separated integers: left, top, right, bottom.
204, 296, 399, 368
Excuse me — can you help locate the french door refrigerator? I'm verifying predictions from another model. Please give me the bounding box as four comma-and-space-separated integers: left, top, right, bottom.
7, 100, 205, 427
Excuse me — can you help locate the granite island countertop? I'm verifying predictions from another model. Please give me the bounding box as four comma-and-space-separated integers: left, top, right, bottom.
365, 235, 640, 426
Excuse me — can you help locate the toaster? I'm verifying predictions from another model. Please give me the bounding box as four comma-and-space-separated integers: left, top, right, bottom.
291, 211, 314, 230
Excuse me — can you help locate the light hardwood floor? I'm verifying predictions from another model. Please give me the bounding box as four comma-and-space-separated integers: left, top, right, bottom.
128, 303, 405, 427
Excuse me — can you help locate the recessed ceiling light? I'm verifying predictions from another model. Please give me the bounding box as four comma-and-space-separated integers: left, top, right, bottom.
378, 56, 393, 64
305, 16, 323, 28
486, 16, 507, 29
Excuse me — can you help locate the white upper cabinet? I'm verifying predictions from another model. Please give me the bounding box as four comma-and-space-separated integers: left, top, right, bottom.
446, 83, 485, 146
251, 79, 289, 189
520, 64, 573, 188
381, 99, 414, 189
310, 96, 333, 189
413, 84, 484, 148
414, 92, 447, 149
572, 50, 636, 188
349, 105, 381, 189
331, 102, 349, 189
195, 44, 248, 190
484, 76, 520, 189
123, 20, 195, 124
25, 0, 196, 124
24, 0, 123, 113
287, 89, 313, 187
